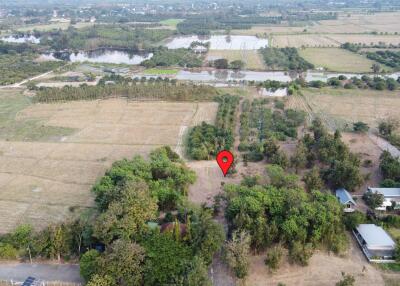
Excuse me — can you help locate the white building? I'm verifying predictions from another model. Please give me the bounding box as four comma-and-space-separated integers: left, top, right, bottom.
367, 187, 400, 211
353, 224, 396, 263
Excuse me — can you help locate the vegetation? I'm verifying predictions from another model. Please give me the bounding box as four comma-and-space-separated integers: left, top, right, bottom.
302, 118, 363, 191
0, 147, 225, 286
239, 98, 306, 162
378, 118, 400, 148
0, 42, 63, 85
224, 182, 347, 266
34, 76, 218, 103
38, 25, 173, 51
260, 47, 314, 71
380, 151, 400, 185
366, 50, 400, 70
224, 231, 251, 279
326, 75, 399, 91
187, 95, 239, 160
141, 48, 203, 68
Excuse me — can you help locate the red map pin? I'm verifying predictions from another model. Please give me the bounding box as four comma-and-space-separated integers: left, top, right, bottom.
216, 150, 234, 177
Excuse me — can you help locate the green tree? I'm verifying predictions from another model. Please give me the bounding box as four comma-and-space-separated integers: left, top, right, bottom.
80, 250, 101, 282
214, 58, 229, 69
187, 256, 212, 286
266, 165, 299, 188
303, 167, 324, 191
264, 245, 283, 272
289, 241, 313, 266
353, 122, 369, 133
229, 60, 245, 70
371, 63, 380, 73
291, 142, 307, 173
379, 118, 399, 137
363, 190, 384, 209
343, 211, 366, 230
224, 231, 251, 279
100, 239, 145, 286
86, 274, 116, 286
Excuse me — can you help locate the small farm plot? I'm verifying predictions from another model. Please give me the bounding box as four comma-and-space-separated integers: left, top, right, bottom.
272, 34, 340, 48
299, 48, 379, 72
206, 50, 265, 70
0, 96, 218, 233
286, 88, 400, 130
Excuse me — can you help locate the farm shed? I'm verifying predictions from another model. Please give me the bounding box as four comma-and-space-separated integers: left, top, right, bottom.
335, 188, 356, 212
353, 224, 396, 263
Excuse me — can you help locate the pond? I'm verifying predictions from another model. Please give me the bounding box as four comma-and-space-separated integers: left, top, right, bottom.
1, 35, 40, 44
165, 35, 269, 50
52, 49, 153, 65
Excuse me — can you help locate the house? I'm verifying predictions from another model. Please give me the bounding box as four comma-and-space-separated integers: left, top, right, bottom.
353, 224, 396, 263
367, 187, 400, 211
192, 46, 208, 54
336, 188, 356, 212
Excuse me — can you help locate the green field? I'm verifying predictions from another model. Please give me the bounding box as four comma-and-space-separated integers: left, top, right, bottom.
16, 21, 93, 32
159, 18, 184, 28
143, 68, 179, 75
299, 48, 383, 73
0, 89, 75, 141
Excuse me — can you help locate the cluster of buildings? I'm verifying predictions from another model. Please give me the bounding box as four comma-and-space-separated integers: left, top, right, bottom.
335, 187, 400, 263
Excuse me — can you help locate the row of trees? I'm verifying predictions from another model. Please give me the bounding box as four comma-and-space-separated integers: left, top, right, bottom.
366, 50, 400, 69
34, 78, 218, 103
326, 75, 399, 91
187, 95, 239, 160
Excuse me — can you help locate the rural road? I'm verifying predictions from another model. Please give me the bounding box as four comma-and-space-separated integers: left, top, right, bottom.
0, 263, 83, 284
368, 133, 400, 158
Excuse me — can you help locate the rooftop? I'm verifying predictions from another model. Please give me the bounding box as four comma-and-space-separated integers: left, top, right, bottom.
368, 187, 400, 198
356, 224, 395, 249
336, 188, 356, 205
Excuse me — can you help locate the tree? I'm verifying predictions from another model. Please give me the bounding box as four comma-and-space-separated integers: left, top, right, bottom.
80, 250, 101, 282
336, 272, 355, 286
303, 167, 324, 191
93, 180, 158, 244
289, 241, 313, 266
230, 60, 245, 70
100, 239, 145, 286
371, 63, 380, 73
266, 165, 299, 189
187, 256, 212, 286
224, 231, 251, 279
378, 118, 399, 137
353, 122, 369, 133
324, 158, 363, 191
343, 211, 366, 230
214, 58, 229, 69
264, 245, 283, 272
291, 142, 307, 173
87, 274, 116, 286
363, 190, 384, 210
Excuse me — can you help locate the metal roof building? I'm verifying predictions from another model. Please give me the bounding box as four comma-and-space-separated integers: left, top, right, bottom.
353, 224, 396, 263
335, 188, 356, 212
367, 187, 400, 198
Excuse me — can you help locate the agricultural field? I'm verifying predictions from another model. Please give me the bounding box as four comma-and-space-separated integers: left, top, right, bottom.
286, 88, 400, 131
299, 48, 381, 72
159, 18, 184, 29
0, 90, 218, 233
15, 21, 93, 32
272, 34, 340, 48
206, 50, 265, 70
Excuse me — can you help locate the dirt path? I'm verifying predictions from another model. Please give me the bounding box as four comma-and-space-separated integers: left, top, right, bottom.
368, 132, 400, 158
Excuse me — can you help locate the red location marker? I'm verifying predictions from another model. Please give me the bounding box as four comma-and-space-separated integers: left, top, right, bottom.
216, 150, 234, 177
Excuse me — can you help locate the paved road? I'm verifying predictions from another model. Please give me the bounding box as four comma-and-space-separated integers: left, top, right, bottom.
0, 263, 83, 284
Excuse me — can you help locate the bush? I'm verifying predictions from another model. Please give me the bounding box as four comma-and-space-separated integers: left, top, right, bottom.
264, 245, 283, 271
0, 243, 18, 260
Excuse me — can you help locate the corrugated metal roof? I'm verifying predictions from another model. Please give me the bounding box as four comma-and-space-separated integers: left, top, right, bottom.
368, 187, 400, 198
356, 224, 395, 249
336, 188, 356, 205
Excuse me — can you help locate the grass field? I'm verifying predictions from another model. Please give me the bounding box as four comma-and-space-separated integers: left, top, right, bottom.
0, 91, 218, 233
286, 87, 400, 131
299, 48, 381, 72
207, 50, 265, 70
159, 18, 184, 29
144, 68, 179, 75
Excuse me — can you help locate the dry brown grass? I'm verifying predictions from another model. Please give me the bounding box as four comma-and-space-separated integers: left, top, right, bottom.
0, 99, 218, 233
206, 50, 265, 70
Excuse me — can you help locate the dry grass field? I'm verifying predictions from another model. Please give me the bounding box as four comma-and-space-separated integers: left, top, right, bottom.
286, 88, 400, 131
272, 34, 340, 48
299, 48, 380, 72
0, 91, 218, 233
206, 50, 265, 70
